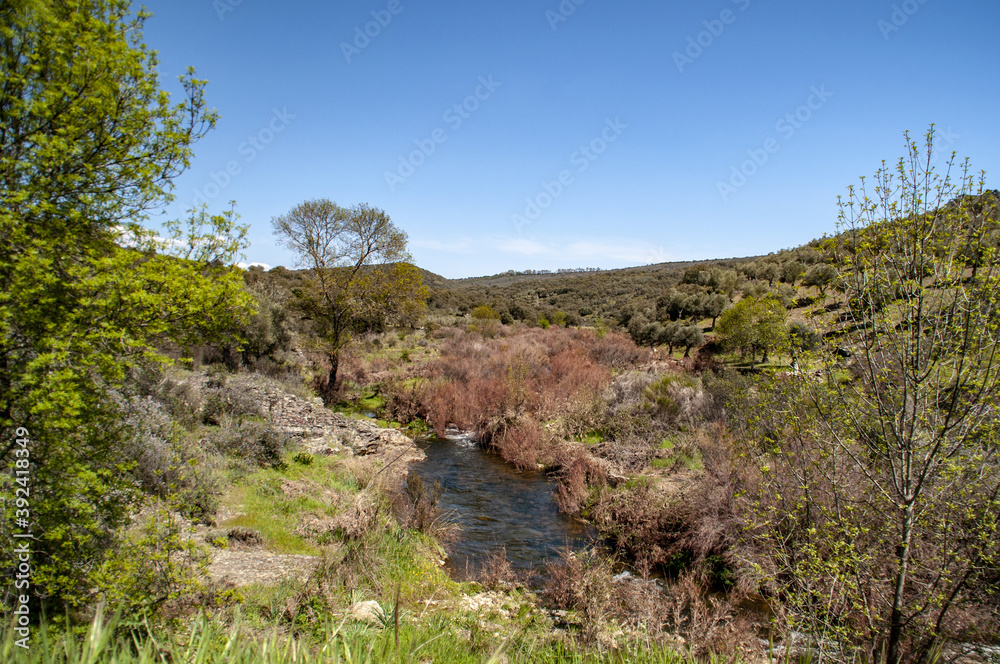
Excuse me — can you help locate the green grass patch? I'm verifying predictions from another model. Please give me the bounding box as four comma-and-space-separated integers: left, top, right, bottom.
2, 609, 697, 664
678, 450, 703, 471
220, 453, 357, 555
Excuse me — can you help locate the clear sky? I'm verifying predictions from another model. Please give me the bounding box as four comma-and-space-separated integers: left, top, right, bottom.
141, 0, 1000, 279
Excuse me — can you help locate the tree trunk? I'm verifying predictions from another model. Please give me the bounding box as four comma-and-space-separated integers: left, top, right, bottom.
325, 351, 340, 403
887, 501, 915, 664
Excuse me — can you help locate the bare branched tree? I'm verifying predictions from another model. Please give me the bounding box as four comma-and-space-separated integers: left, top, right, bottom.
272, 200, 426, 399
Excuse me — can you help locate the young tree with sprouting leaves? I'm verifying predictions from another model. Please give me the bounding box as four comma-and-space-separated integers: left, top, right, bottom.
272, 200, 426, 399
738, 129, 1000, 663
0, 0, 253, 609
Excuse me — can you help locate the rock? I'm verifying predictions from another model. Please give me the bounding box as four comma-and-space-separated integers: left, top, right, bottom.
349, 600, 384, 624
227, 526, 263, 548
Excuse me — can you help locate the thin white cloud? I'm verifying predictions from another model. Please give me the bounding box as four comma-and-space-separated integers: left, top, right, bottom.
413, 234, 671, 275
411, 238, 478, 255
493, 237, 551, 255
566, 239, 671, 264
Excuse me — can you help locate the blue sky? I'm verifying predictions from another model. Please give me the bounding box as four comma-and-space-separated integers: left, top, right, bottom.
142, 0, 1000, 279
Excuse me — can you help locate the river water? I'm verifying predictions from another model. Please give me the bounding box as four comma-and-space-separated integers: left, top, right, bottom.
411, 430, 598, 582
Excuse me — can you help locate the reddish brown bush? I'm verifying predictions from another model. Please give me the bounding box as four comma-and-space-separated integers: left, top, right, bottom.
475, 546, 523, 590
539, 347, 611, 417
490, 417, 542, 470
591, 425, 743, 589
581, 330, 649, 368
381, 379, 425, 423
553, 448, 607, 515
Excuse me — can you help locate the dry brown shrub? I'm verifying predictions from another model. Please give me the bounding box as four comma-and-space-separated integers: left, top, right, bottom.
392, 473, 458, 542
544, 547, 674, 645
660, 571, 760, 659
418, 327, 640, 434
421, 380, 459, 433
544, 548, 621, 643
553, 447, 607, 515
475, 546, 523, 590
543, 545, 760, 654
583, 330, 649, 368
592, 425, 745, 591
490, 417, 542, 470
591, 439, 656, 474
331, 490, 382, 540
591, 482, 678, 576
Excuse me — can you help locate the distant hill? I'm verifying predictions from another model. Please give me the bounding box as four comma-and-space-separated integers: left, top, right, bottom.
420, 255, 769, 324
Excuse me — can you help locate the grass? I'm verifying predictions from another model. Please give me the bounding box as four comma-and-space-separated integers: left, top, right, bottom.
220, 453, 358, 555
2, 610, 699, 664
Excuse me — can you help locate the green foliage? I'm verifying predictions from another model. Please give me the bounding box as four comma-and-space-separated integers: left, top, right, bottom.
0, 0, 254, 609
714, 295, 788, 365
90, 506, 208, 623
801, 262, 838, 296
471, 304, 500, 321
738, 129, 1000, 663
786, 320, 820, 354
271, 200, 427, 398
0, 608, 696, 664
236, 281, 294, 367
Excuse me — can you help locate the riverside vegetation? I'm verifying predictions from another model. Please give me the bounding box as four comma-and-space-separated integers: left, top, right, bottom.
1, 2, 998, 662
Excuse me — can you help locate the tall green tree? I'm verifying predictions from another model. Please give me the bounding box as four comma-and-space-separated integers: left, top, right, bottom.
739, 130, 1000, 663
714, 294, 787, 365
0, 0, 252, 608
272, 199, 426, 399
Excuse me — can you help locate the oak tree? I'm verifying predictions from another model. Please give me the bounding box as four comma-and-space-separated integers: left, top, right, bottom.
272, 200, 426, 399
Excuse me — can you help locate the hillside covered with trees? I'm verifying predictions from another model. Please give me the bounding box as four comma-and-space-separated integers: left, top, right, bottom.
1, 3, 998, 664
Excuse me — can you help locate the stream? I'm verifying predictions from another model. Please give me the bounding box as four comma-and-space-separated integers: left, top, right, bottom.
411, 430, 599, 582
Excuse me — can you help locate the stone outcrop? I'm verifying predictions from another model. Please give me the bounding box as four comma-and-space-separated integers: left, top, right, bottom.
225, 375, 424, 465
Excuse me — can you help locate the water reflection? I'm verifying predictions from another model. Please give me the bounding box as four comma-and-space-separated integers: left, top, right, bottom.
411, 431, 598, 581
